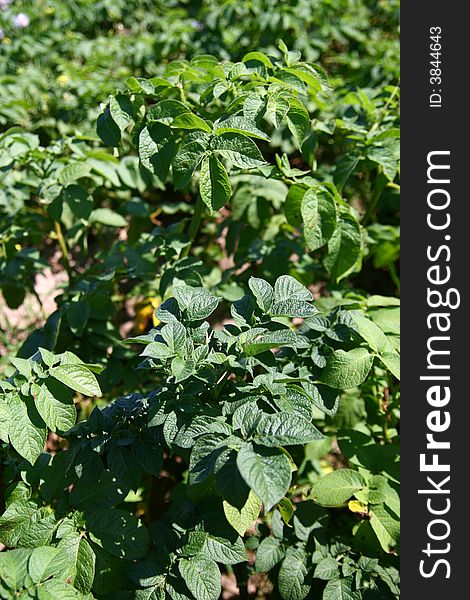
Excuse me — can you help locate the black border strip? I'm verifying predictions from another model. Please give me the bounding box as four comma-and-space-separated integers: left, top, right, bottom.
402, 3, 465, 596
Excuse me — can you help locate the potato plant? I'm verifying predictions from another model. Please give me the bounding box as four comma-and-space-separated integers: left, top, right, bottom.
0, 2, 399, 599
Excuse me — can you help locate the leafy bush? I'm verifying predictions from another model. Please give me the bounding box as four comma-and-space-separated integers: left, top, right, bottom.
0, 2, 399, 599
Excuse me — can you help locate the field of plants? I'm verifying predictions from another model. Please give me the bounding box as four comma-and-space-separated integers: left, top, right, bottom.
0, 1, 400, 598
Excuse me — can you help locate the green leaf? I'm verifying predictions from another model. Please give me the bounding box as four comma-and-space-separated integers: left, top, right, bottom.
199, 155, 231, 212
223, 490, 261, 536
241, 329, 298, 356
310, 469, 366, 506
0, 500, 56, 547
58, 162, 91, 186
369, 503, 400, 552
90, 208, 127, 227
171, 356, 196, 383
139, 123, 176, 181
278, 547, 310, 600
0, 398, 10, 443
255, 413, 324, 446
173, 286, 220, 321
248, 277, 274, 312
322, 577, 361, 600
173, 133, 210, 189
320, 348, 374, 390
204, 534, 247, 564
9, 394, 46, 465
37, 579, 88, 599
274, 275, 311, 302
255, 537, 284, 573
49, 364, 102, 397
302, 187, 337, 251
57, 534, 95, 594
172, 112, 212, 133
66, 300, 91, 337
107, 447, 141, 491
109, 94, 135, 132
212, 132, 266, 169
286, 97, 310, 143
237, 444, 292, 511
215, 116, 270, 141
314, 557, 340, 581
242, 51, 274, 69
178, 555, 221, 600
87, 508, 149, 560
0, 548, 32, 590
32, 379, 76, 433
323, 212, 362, 282
334, 153, 360, 191
284, 184, 306, 228
28, 546, 68, 583
97, 107, 121, 147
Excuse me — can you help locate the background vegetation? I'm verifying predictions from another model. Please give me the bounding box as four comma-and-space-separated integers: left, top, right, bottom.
0, 1, 400, 598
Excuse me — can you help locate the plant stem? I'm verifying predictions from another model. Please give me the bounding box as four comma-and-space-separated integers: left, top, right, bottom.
181, 195, 204, 258
362, 173, 387, 225
388, 262, 400, 293
54, 220, 72, 280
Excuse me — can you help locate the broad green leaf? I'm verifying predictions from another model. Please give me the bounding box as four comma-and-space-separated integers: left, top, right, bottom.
171, 356, 196, 383
58, 163, 91, 186
57, 534, 95, 594
369, 503, 400, 552
204, 534, 247, 564
248, 277, 274, 312
286, 97, 310, 143
87, 508, 149, 560
212, 132, 266, 169
0, 548, 32, 591
237, 444, 291, 511
334, 153, 360, 191
178, 555, 221, 600
321, 348, 374, 389
277, 497, 294, 524
284, 184, 306, 228
377, 351, 401, 379
0, 500, 56, 547
199, 155, 231, 212
242, 51, 274, 69
139, 123, 176, 181
274, 275, 312, 304
241, 329, 298, 356
0, 398, 10, 443
9, 394, 46, 465
302, 187, 337, 251
173, 133, 210, 189
215, 116, 270, 141
255, 413, 324, 446
66, 300, 91, 336
255, 537, 284, 573
49, 364, 102, 397
97, 107, 121, 147
173, 286, 220, 320
323, 213, 362, 282
223, 490, 261, 536
171, 112, 212, 133
107, 447, 142, 491
109, 94, 135, 132
37, 579, 88, 599
28, 546, 68, 583
90, 208, 127, 227
310, 469, 366, 506
32, 379, 76, 433
322, 578, 361, 600
278, 547, 310, 600
314, 557, 340, 580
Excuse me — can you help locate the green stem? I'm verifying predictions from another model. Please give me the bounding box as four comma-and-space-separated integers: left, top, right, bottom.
54, 220, 72, 280
388, 262, 400, 293
181, 195, 204, 258
362, 174, 387, 225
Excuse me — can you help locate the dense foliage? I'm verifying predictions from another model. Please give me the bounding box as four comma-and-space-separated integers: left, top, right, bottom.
0, 1, 400, 599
